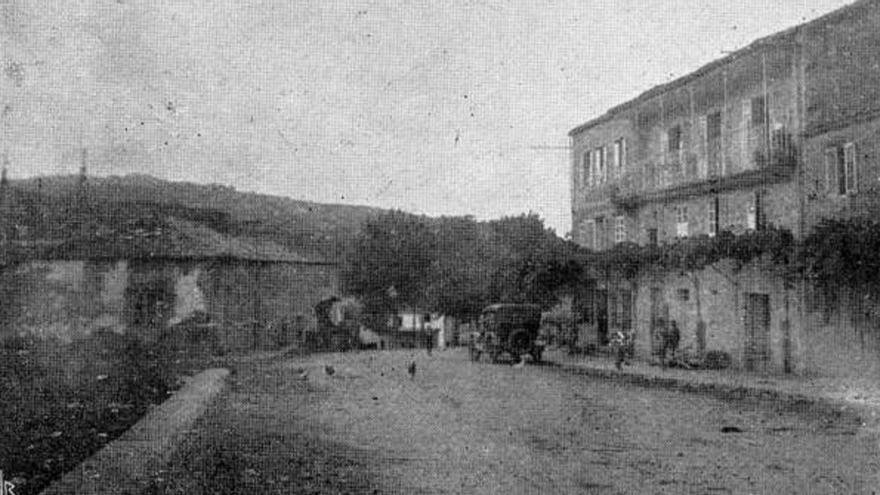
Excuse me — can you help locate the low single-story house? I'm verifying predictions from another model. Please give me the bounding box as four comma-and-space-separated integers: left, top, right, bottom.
377, 310, 458, 350
0, 217, 339, 352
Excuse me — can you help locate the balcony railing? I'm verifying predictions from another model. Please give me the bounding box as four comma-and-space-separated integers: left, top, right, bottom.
607, 128, 797, 208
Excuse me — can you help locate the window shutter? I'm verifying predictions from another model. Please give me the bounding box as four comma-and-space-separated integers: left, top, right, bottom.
837, 147, 846, 196
588, 150, 596, 187
844, 142, 857, 194
582, 151, 590, 188
659, 130, 668, 167
698, 115, 708, 179
742, 100, 752, 170
824, 148, 837, 194
612, 140, 623, 179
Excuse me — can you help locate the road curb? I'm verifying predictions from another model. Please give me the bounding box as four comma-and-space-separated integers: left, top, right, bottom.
40, 367, 230, 495
558, 362, 873, 422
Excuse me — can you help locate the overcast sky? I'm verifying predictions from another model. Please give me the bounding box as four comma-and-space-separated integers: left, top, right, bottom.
0, 0, 856, 235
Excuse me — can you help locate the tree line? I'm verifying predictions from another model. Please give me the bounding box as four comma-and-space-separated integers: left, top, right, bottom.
341, 211, 583, 329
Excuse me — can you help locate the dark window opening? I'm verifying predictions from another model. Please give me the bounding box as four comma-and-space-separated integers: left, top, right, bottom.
707, 111, 722, 141
837, 147, 847, 195
677, 288, 690, 302
750, 191, 765, 231
593, 217, 606, 249
668, 125, 682, 153
751, 95, 766, 127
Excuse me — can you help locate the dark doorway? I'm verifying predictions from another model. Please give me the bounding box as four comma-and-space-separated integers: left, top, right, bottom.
744, 293, 771, 371
596, 289, 608, 345
127, 280, 174, 328
649, 287, 665, 358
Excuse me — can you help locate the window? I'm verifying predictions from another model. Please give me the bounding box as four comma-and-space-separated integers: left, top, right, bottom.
676, 206, 689, 238
751, 95, 766, 127
614, 215, 626, 244
706, 110, 723, 177
747, 192, 763, 231
708, 197, 719, 237
613, 138, 626, 175
647, 228, 658, 246
747, 205, 757, 231
619, 290, 633, 332
594, 147, 606, 184
582, 219, 596, 249
844, 142, 858, 194
668, 125, 682, 153
609, 290, 633, 331
825, 143, 858, 195
582, 151, 591, 187
707, 111, 722, 141
594, 216, 606, 250
676, 288, 690, 302
608, 291, 618, 328
824, 147, 839, 194
610, 142, 619, 172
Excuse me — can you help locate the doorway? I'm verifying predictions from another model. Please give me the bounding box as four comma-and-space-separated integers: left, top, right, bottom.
744, 293, 771, 371
596, 289, 608, 345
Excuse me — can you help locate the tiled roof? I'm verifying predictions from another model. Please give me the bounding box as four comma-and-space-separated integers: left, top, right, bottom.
37, 217, 327, 264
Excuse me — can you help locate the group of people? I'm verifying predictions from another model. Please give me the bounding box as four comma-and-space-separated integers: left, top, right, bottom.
610, 317, 680, 370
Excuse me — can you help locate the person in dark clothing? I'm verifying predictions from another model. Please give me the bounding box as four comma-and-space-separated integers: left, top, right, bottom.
661, 320, 681, 367
611, 329, 632, 370
425, 329, 433, 355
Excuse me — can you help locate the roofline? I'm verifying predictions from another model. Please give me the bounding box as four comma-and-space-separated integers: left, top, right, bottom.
7, 250, 338, 266
568, 0, 873, 138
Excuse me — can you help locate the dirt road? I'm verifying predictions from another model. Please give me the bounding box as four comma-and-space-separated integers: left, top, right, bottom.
148, 349, 880, 494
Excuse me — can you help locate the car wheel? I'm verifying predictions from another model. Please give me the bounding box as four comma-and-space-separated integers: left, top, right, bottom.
508, 330, 532, 356
531, 348, 543, 363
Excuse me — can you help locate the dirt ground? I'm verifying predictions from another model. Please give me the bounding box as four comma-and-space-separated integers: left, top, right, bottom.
148, 349, 880, 494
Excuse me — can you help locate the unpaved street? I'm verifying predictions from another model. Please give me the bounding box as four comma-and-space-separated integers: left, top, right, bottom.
151, 349, 880, 494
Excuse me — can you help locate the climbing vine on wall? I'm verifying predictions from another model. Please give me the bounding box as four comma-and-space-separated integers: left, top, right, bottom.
588, 216, 880, 292
802, 217, 880, 293
588, 225, 796, 278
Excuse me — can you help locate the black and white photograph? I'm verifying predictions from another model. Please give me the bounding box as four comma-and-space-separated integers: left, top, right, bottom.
1, 1, 880, 493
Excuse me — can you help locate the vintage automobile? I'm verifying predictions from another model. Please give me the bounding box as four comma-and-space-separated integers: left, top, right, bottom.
469, 303, 544, 363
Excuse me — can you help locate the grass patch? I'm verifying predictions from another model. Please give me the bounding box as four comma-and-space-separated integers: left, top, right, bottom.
0, 329, 220, 494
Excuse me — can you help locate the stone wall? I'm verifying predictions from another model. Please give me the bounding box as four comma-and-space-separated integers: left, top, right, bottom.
803, 114, 880, 228
0, 260, 128, 342
800, 284, 880, 379
803, 0, 880, 138
632, 258, 801, 373
0, 258, 339, 352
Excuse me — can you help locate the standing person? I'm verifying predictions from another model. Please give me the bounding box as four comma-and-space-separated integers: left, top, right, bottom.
611, 329, 631, 370
425, 328, 433, 356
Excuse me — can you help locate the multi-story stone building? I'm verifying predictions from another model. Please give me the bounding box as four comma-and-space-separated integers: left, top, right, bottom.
569, 0, 880, 376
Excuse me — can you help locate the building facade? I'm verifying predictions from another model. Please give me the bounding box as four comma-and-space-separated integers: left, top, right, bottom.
0, 258, 338, 352
569, 0, 880, 376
